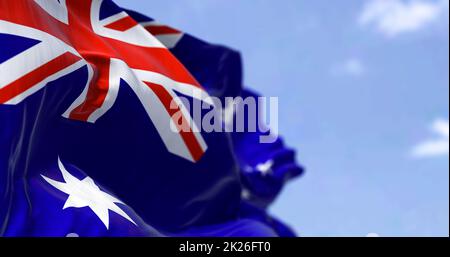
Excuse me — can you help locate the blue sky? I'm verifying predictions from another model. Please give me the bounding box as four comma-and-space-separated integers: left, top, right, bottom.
116, 0, 449, 236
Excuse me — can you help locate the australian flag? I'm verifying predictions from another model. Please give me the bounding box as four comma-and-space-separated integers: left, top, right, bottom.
0, 0, 303, 237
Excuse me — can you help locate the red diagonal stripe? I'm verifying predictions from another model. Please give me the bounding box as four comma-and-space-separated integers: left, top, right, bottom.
144, 25, 181, 36
145, 81, 205, 162
0, 52, 81, 104
0, 0, 72, 46
107, 39, 202, 88
104, 16, 138, 32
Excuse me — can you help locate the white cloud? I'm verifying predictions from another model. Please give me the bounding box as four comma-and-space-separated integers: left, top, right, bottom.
332, 58, 365, 77
366, 232, 380, 237
411, 119, 449, 158
359, 0, 448, 37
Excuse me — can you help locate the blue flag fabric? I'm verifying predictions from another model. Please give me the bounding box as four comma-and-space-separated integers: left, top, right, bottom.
126, 10, 304, 236
1, 0, 302, 237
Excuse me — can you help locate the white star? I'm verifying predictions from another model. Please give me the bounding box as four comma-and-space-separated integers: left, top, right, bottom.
255, 160, 274, 176
41, 157, 137, 229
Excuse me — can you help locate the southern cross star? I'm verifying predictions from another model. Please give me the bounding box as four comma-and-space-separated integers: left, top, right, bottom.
256, 160, 274, 176
41, 157, 137, 229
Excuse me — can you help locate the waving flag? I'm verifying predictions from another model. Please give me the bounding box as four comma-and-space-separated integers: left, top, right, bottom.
0, 0, 209, 162
1, 0, 302, 237
127, 10, 304, 236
